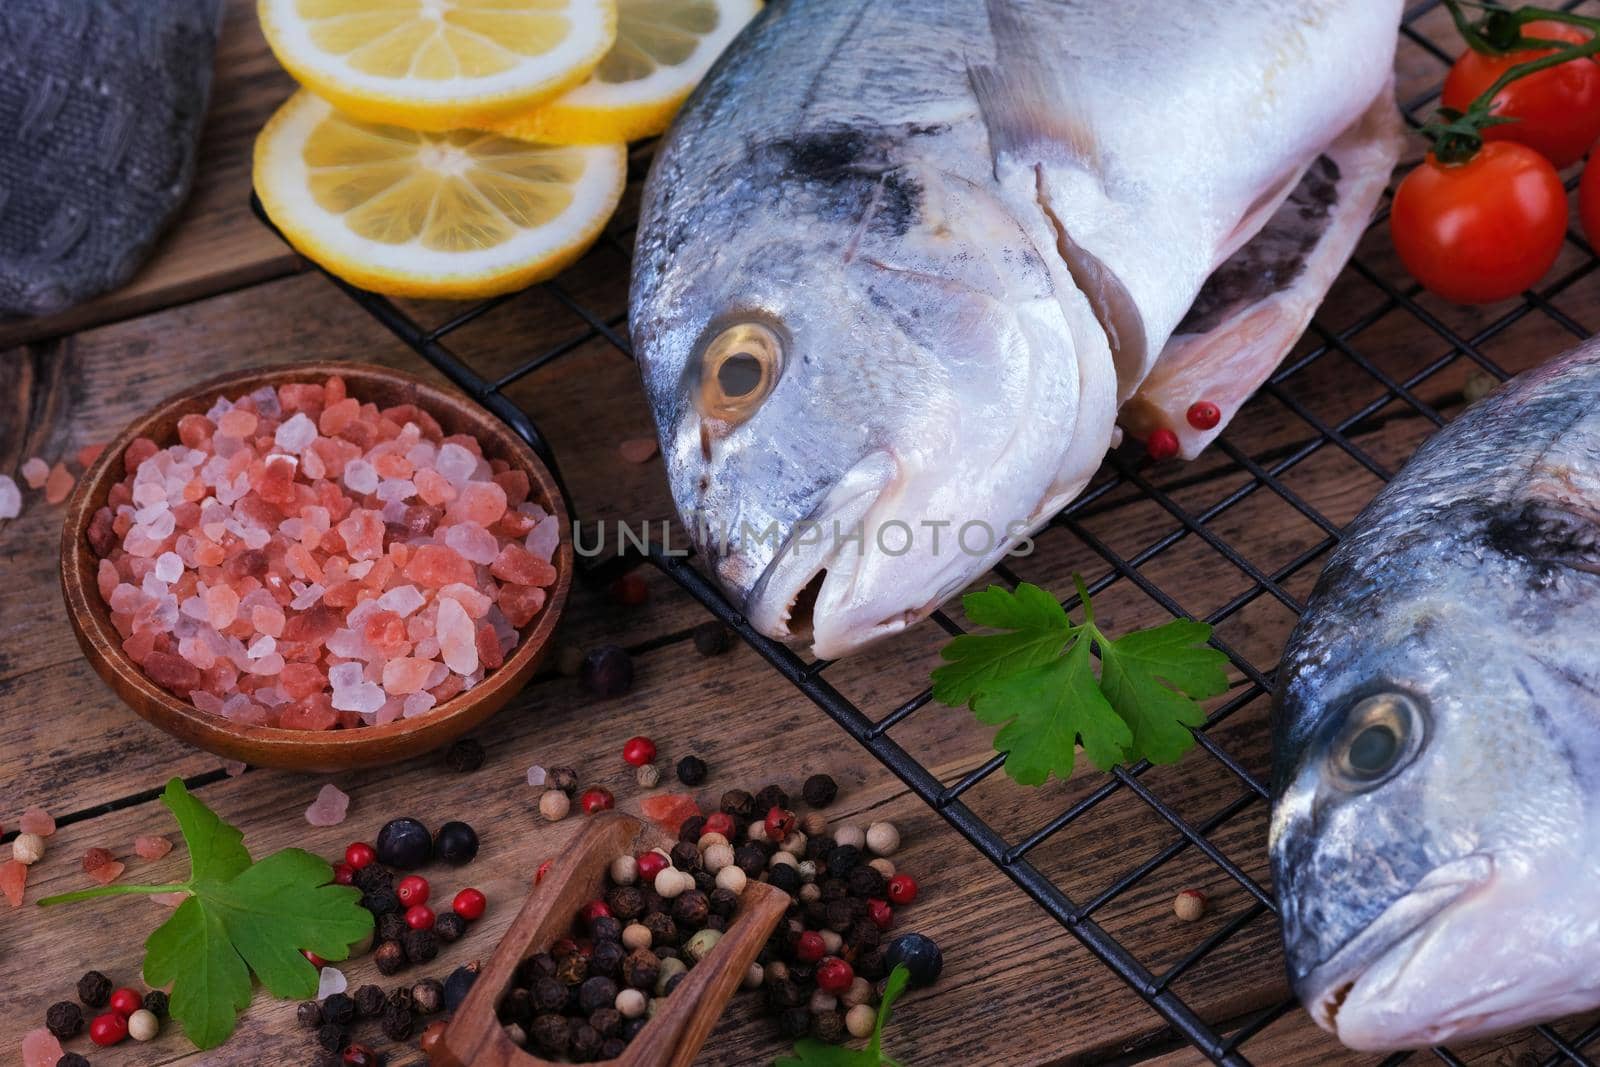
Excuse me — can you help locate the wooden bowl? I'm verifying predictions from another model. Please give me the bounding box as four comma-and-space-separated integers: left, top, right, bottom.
432, 813, 790, 1067
60, 361, 573, 772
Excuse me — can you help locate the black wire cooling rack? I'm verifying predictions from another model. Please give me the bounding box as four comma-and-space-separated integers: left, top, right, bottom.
253, 2, 1600, 1063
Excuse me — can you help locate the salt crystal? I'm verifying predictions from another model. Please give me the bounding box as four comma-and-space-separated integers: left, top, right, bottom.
424, 660, 450, 688
21, 1028, 64, 1067
152, 891, 189, 907
436, 443, 476, 484
344, 459, 379, 495
347, 560, 374, 580
329, 662, 364, 690
155, 551, 184, 583
241, 525, 270, 550
414, 636, 441, 660
245, 652, 285, 676
305, 783, 351, 827
405, 441, 437, 468
141, 571, 169, 599
135, 834, 173, 860
1, 859, 27, 906
192, 691, 225, 714
224, 759, 247, 777
527, 515, 560, 561
381, 657, 434, 695
290, 583, 325, 611
377, 584, 425, 617
247, 634, 277, 659
275, 412, 318, 453
311, 963, 349, 1003
206, 585, 239, 628
402, 691, 436, 718
444, 521, 499, 565
44, 463, 75, 504
376, 479, 416, 503
19, 807, 55, 836
20, 458, 49, 488
437, 596, 479, 676
0, 474, 20, 519
250, 385, 282, 419
332, 681, 385, 714
527, 765, 547, 788
326, 628, 371, 660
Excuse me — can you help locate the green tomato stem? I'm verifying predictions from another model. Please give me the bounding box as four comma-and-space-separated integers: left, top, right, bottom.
38, 882, 190, 907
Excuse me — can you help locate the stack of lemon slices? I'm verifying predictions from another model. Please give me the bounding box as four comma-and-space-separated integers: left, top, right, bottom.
254, 0, 760, 299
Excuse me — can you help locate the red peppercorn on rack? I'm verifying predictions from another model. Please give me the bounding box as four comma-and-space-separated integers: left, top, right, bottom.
251, 6, 1600, 1064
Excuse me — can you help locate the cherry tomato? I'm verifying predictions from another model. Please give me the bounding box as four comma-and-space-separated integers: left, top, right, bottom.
1390, 141, 1567, 305
1581, 155, 1600, 250
1442, 21, 1600, 169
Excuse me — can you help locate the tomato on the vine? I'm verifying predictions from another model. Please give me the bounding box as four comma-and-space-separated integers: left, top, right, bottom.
1390, 141, 1567, 305
1441, 21, 1600, 169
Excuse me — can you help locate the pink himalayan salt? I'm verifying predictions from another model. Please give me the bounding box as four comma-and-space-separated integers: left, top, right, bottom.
382, 657, 433, 695
22, 1028, 64, 1067
437, 596, 478, 676
83, 847, 125, 885
0, 475, 19, 520
498, 584, 546, 627
218, 408, 258, 437
19, 807, 55, 836
224, 760, 248, 777
206, 584, 240, 628
491, 543, 558, 587
305, 783, 351, 827
152, 891, 189, 907
455, 481, 507, 526
44, 463, 74, 504
405, 544, 474, 588
619, 437, 659, 463
77, 442, 107, 468
20, 457, 49, 488
1, 859, 26, 906
135, 834, 173, 860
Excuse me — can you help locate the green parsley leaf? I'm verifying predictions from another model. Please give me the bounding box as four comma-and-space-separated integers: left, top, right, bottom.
774, 965, 911, 1067
933, 579, 1230, 784
39, 779, 372, 1050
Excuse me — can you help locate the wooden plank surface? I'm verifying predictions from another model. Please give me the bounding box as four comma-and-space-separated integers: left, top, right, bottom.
4, 3, 1599, 1066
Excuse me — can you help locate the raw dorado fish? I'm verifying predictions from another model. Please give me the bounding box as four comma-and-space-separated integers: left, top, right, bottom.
1271, 342, 1600, 1049
631, 0, 1403, 658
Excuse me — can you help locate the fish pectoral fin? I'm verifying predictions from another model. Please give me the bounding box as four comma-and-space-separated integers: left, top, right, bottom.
1120, 86, 1403, 460
968, 0, 1101, 177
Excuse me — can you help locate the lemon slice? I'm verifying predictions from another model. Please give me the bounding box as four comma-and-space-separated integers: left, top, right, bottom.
258, 0, 618, 131
486, 0, 761, 144
255, 91, 626, 299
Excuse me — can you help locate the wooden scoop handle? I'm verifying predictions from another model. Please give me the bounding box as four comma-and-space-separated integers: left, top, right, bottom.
431, 812, 789, 1067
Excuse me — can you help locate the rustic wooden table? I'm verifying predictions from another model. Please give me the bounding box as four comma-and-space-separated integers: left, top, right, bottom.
3, 3, 1596, 1065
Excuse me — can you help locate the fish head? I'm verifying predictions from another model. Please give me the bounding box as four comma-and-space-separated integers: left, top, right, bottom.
1270, 572, 1596, 1050
632, 127, 1108, 657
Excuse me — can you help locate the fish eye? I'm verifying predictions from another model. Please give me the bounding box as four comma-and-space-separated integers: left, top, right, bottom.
698, 323, 782, 423
1327, 692, 1425, 790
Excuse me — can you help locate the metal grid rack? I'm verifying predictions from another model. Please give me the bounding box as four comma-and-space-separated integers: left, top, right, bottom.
254, 2, 1600, 1062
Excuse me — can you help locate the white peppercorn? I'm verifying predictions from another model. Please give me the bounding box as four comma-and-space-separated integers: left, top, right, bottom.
539, 790, 570, 822
615, 988, 646, 1019
846, 1003, 877, 1038
780, 831, 807, 854
841, 977, 874, 1008
12, 832, 45, 865
696, 831, 729, 851
809, 990, 838, 1014
833, 824, 865, 850
505, 1023, 527, 1047
654, 867, 689, 898
820, 930, 843, 955
622, 923, 652, 951
747, 821, 768, 843
609, 855, 638, 886
127, 1008, 160, 1042
702, 842, 735, 874
714, 865, 747, 895
635, 763, 660, 788
1174, 889, 1206, 921
769, 850, 798, 869
866, 821, 900, 856
800, 812, 827, 837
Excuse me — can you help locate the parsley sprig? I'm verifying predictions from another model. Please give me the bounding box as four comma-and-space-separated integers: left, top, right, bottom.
775, 965, 910, 1066
932, 579, 1229, 784
39, 779, 372, 1049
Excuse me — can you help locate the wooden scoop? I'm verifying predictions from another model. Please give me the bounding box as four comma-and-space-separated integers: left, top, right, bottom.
431, 812, 789, 1067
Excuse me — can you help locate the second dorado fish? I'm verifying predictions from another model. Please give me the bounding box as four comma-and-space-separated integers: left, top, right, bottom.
631, 0, 1404, 657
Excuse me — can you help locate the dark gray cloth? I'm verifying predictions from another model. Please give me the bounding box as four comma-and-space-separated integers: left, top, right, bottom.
0, 0, 224, 317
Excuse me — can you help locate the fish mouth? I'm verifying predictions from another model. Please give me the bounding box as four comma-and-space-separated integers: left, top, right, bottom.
744, 452, 900, 650
1298, 853, 1495, 1047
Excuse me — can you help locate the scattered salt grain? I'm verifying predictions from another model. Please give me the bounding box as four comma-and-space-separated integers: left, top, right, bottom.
21, 1028, 63, 1067
317, 967, 348, 1000
1, 860, 27, 907
223, 760, 247, 777
305, 783, 351, 827
20, 458, 48, 489
18, 807, 54, 837
44, 463, 74, 504
152, 891, 189, 908
134, 834, 173, 860
527, 765, 548, 788
0, 475, 19, 520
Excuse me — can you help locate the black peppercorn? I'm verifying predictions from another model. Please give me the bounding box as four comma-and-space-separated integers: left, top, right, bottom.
547, 766, 579, 794
374, 940, 406, 976
570, 1021, 603, 1060
855, 947, 888, 981
589, 1007, 622, 1039
778, 1007, 811, 1039
317, 1024, 348, 1052
719, 789, 755, 819
404, 928, 439, 964
825, 846, 859, 877
551, 937, 579, 959
825, 899, 854, 933
520, 952, 558, 983
811, 1010, 846, 1043
377, 912, 408, 943
601, 1037, 629, 1059
443, 964, 480, 1012
820, 877, 848, 902
322, 993, 355, 1026
669, 841, 701, 872
676, 816, 706, 845
621, 1017, 648, 1041
767, 978, 805, 1010
606, 885, 644, 920
45, 1001, 83, 1040
502, 987, 533, 1028
803, 899, 830, 927
706, 914, 728, 933
734, 843, 768, 878
654, 945, 680, 961
532, 976, 567, 1013
663, 970, 686, 995
642, 912, 677, 946
768, 864, 801, 896
381, 1005, 415, 1041
353, 864, 393, 894
412, 978, 444, 1015
802, 774, 838, 807
76, 970, 112, 1008
804, 835, 830, 861
693, 870, 716, 895
446, 737, 486, 772
362, 887, 401, 917
621, 948, 659, 991
639, 886, 665, 915
297, 1001, 324, 1029
847, 865, 884, 898
387, 985, 415, 1014
590, 939, 626, 981
691, 620, 732, 656
142, 989, 169, 1019
555, 952, 588, 986
675, 754, 708, 785
754, 784, 789, 812
673, 890, 710, 927
708, 887, 739, 917
580, 644, 633, 698
530, 1013, 569, 1055
590, 915, 622, 943
578, 976, 618, 1015
790, 962, 815, 985
354, 984, 387, 1019
434, 911, 468, 943
848, 919, 881, 951
56, 1054, 92, 1067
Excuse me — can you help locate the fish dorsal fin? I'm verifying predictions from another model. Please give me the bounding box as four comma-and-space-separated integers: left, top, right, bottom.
968, 0, 1100, 175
